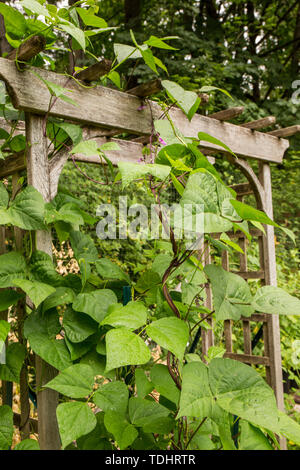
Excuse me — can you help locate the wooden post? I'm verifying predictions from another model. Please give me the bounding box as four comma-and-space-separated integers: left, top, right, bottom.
25, 113, 61, 449
258, 162, 286, 450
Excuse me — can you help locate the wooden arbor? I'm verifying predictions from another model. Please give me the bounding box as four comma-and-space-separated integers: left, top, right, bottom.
0, 54, 298, 450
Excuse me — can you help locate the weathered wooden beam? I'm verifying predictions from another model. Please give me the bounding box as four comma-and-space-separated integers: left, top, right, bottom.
208, 106, 244, 121
268, 125, 300, 138
0, 58, 289, 162
13, 412, 38, 434
241, 116, 276, 130
224, 352, 270, 366
0, 152, 26, 178
74, 59, 112, 83
127, 79, 162, 97
7, 35, 46, 63
230, 182, 253, 196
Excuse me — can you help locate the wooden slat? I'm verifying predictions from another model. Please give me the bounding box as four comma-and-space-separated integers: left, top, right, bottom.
74, 59, 112, 83
230, 182, 253, 196
0, 58, 289, 162
208, 106, 244, 121
268, 125, 300, 138
13, 412, 38, 434
242, 313, 268, 322
224, 352, 270, 366
127, 79, 162, 97
7, 35, 46, 63
233, 270, 265, 279
241, 116, 276, 130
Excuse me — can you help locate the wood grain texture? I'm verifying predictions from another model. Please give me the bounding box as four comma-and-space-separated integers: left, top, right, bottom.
268, 125, 300, 137
208, 106, 244, 120
7, 35, 46, 63
74, 59, 112, 82
0, 58, 289, 162
241, 116, 276, 130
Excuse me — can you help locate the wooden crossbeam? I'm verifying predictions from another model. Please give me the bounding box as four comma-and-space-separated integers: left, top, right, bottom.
7, 35, 46, 63
230, 182, 253, 195
208, 106, 244, 121
0, 58, 289, 163
241, 116, 276, 130
268, 125, 300, 138
74, 59, 112, 83
127, 79, 162, 97
224, 352, 270, 366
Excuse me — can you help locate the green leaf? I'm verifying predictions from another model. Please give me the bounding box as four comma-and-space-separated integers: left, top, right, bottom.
209, 358, 279, 430
60, 22, 86, 51
93, 381, 128, 415
199, 85, 232, 99
80, 350, 106, 377
63, 306, 98, 343
9, 135, 26, 153
0, 289, 24, 311
146, 317, 189, 361
0, 182, 9, 209
70, 139, 99, 157
105, 328, 150, 371
135, 369, 153, 398
204, 264, 254, 321
29, 251, 63, 287
0, 343, 26, 383
14, 439, 40, 450
69, 230, 98, 263
45, 364, 94, 398
33, 73, 78, 107
101, 301, 147, 330
72, 289, 117, 323
177, 361, 213, 419
56, 401, 97, 449
76, 8, 107, 28
0, 4, 27, 38
0, 252, 27, 288
141, 48, 158, 74
21, 0, 50, 17
0, 405, 13, 450
7, 186, 46, 230
198, 132, 235, 156
95, 258, 130, 283
230, 199, 278, 227
117, 162, 170, 188
113, 43, 142, 63
144, 35, 178, 50
162, 80, 199, 119
0, 320, 10, 343
239, 421, 273, 450
104, 410, 138, 450
12, 279, 55, 308
24, 310, 72, 371
277, 411, 300, 445
129, 397, 173, 433
42, 287, 75, 313
252, 286, 300, 315
150, 364, 180, 405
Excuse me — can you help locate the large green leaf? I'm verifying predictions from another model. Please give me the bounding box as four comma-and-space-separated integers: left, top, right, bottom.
101, 301, 147, 330
209, 358, 279, 430
0, 320, 10, 343
42, 287, 75, 313
146, 317, 189, 361
104, 410, 138, 450
252, 286, 300, 316
177, 361, 213, 419
7, 186, 46, 230
72, 289, 117, 323
150, 364, 180, 405
135, 369, 154, 398
14, 439, 40, 450
29, 251, 63, 287
63, 306, 98, 343
0, 183, 9, 209
93, 381, 129, 415
0, 252, 27, 288
277, 411, 300, 445
45, 364, 94, 398
12, 279, 55, 308
95, 258, 130, 283
129, 397, 174, 434
118, 162, 171, 188
230, 200, 278, 227
162, 80, 199, 119
105, 328, 150, 371
69, 230, 98, 263
0, 289, 24, 311
0, 405, 13, 450
204, 264, 254, 320
0, 343, 26, 383
60, 21, 86, 51
239, 421, 273, 450
0, 3, 27, 37
24, 310, 72, 371
56, 401, 97, 449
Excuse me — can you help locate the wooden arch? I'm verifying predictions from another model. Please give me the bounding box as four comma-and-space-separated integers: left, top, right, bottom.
0, 47, 299, 449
